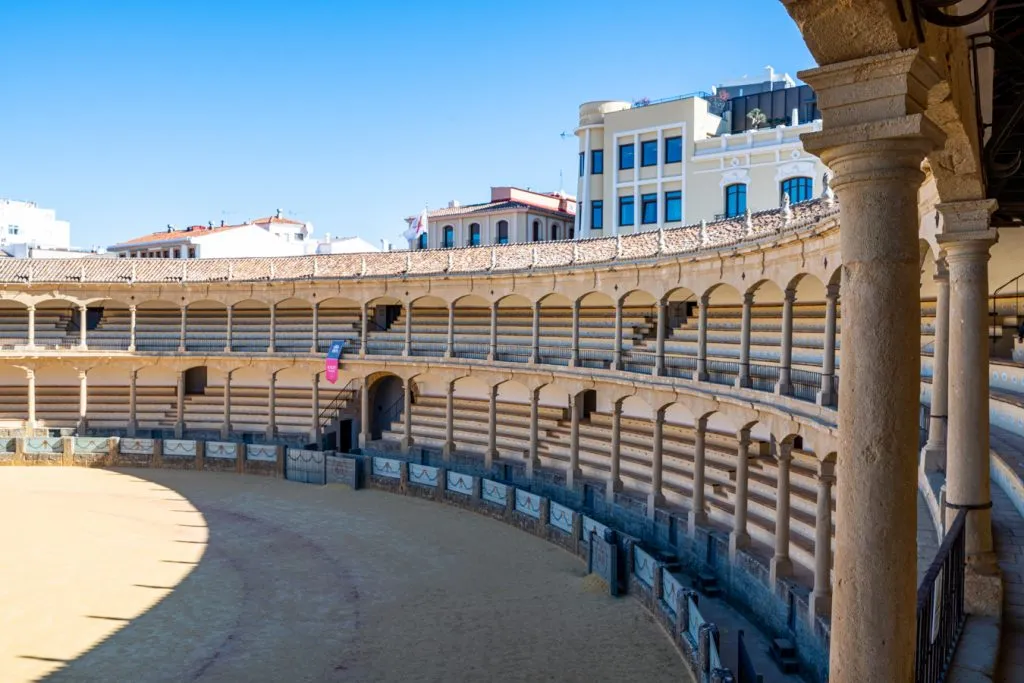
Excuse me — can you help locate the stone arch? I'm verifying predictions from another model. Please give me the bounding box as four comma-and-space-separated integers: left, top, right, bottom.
183, 299, 228, 353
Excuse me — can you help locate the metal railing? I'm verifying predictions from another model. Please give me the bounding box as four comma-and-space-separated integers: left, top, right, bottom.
914, 509, 967, 683
990, 269, 1023, 342
318, 378, 359, 432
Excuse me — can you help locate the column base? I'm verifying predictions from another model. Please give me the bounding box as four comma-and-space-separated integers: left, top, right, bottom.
127, 422, 137, 438
774, 382, 793, 396
266, 427, 276, 442
728, 531, 749, 560
358, 432, 371, 449
612, 356, 622, 371
770, 555, 792, 585
688, 510, 707, 535
735, 375, 752, 389
567, 466, 583, 489
442, 441, 456, 457
919, 442, 947, 474
484, 448, 498, 468
128, 345, 137, 353
177, 346, 186, 354
809, 589, 832, 623
220, 428, 230, 440
606, 477, 623, 498
647, 491, 665, 518
174, 426, 184, 439
445, 351, 454, 359
695, 372, 709, 383
654, 364, 665, 377
815, 389, 836, 407
399, 437, 414, 453
965, 564, 1003, 618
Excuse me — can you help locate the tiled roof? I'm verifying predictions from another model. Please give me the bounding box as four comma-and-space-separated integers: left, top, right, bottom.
423, 200, 573, 220
251, 215, 305, 226
5, 199, 838, 284
112, 223, 246, 247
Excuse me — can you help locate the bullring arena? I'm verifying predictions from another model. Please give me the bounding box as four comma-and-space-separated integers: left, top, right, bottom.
3, 7, 1024, 681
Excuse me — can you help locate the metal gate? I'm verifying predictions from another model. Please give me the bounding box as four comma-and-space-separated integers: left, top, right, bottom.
285, 448, 326, 484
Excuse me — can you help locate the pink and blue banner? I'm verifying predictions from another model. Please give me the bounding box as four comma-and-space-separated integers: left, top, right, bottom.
324, 340, 344, 384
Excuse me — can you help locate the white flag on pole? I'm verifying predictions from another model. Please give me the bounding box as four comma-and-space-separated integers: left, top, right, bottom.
404, 209, 428, 241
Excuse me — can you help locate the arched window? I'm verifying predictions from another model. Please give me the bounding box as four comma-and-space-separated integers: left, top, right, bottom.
780, 176, 813, 204
550, 224, 559, 241
442, 225, 455, 248
569, 225, 575, 239
532, 220, 541, 242
496, 220, 509, 245
468, 223, 481, 247
417, 233, 428, 250
724, 183, 747, 218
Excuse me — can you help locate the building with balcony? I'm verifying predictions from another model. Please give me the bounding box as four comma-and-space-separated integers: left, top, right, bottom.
405, 186, 576, 250
575, 72, 829, 239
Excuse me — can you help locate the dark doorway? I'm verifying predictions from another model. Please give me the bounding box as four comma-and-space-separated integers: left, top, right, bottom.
184, 367, 207, 395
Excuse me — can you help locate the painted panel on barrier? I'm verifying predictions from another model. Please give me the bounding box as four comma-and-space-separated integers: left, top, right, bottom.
662, 569, 683, 615
446, 471, 474, 495
481, 479, 508, 506
633, 547, 655, 587
515, 490, 542, 519
285, 448, 325, 484
24, 437, 63, 454
163, 439, 197, 458
205, 442, 238, 459
372, 457, 401, 479
408, 463, 439, 487
325, 455, 360, 488
549, 501, 574, 533
73, 437, 109, 453
120, 438, 154, 455
582, 516, 608, 542
246, 444, 278, 462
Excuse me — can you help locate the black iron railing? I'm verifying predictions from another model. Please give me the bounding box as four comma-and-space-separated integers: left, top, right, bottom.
914, 509, 967, 683
318, 378, 360, 432
990, 269, 1023, 343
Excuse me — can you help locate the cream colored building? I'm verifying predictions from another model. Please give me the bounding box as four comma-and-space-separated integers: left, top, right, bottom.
575, 78, 829, 238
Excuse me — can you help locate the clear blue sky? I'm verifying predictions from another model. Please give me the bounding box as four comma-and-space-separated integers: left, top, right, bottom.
0, 1, 815, 249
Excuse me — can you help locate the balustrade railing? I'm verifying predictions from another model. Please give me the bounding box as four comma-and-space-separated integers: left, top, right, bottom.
914, 509, 967, 683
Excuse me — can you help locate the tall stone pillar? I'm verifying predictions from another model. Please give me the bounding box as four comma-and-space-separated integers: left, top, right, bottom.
175, 371, 185, 439
26, 369, 36, 429
654, 297, 667, 376
443, 381, 455, 458
358, 376, 371, 449
221, 371, 232, 440
127, 369, 138, 437
359, 303, 368, 358
267, 371, 277, 441
567, 393, 581, 488
800, 49, 945, 682
225, 305, 233, 353
77, 370, 88, 433
530, 301, 540, 363
612, 296, 624, 370
770, 441, 793, 584
310, 302, 320, 353
400, 377, 413, 453
488, 301, 498, 361
607, 399, 623, 497
648, 406, 666, 516
527, 387, 540, 478
689, 416, 708, 534
178, 306, 187, 353
921, 258, 949, 471
811, 458, 836, 623
485, 384, 498, 468
402, 302, 413, 356
446, 303, 456, 358
27, 305, 36, 348
735, 292, 753, 388
937, 199, 1001, 614
78, 305, 88, 350
570, 299, 581, 367
268, 305, 276, 353
128, 304, 137, 352
817, 284, 840, 406
729, 428, 751, 559
696, 294, 709, 381
775, 288, 795, 395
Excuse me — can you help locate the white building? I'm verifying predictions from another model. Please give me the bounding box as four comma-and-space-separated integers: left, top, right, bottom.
0, 199, 89, 257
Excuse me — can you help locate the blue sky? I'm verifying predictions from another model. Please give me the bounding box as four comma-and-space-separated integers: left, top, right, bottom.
0, 1, 815, 249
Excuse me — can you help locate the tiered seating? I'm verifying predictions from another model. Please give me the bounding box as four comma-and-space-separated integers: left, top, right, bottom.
133, 386, 181, 430
274, 308, 314, 353
184, 308, 228, 352
0, 385, 28, 425
33, 308, 77, 348
83, 386, 131, 428
315, 304, 362, 352
0, 308, 30, 348
87, 308, 131, 350
231, 308, 270, 352
131, 308, 182, 352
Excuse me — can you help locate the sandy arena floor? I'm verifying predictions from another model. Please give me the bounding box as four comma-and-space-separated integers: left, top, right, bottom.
0, 468, 688, 682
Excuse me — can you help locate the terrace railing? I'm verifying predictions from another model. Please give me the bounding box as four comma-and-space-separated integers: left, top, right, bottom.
914, 509, 967, 683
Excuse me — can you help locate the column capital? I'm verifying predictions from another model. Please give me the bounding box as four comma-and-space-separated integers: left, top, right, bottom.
783, 287, 797, 304
611, 398, 623, 416
776, 442, 794, 463
742, 291, 755, 306
695, 415, 708, 432
78, 304, 87, 312
933, 256, 949, 283
936, 200, 999, 255
825, 283, 840, 301
818, 458, 836, 481
78, 370, 87, 381
26, 304, 35, 312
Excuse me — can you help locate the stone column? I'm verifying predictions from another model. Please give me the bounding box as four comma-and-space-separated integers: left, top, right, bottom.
654, 297, 667, 376
568, 392, 581, 487
736, 292, 753, 388
266, 371, 277, 441
78, 305, 88, 350
224, 305, 233, 353
178, 306, 187, 353
359, 303, 368, 358
530, 301, 540, 363
612, 296, 624, 370
921, 258, 950, 472
570, 299, 581, 367
811, 459, 836, 623
729, 428, 751, 559
402, 301, 412, 356
359, 377, 371, 449
128, 304, 137, 352
127, 369, 137, 437
527, 387, 540, 478
607, 399, 623, 497
485, 384, 498, 468
446, 302, 456, 358
310, 302, 319, 353
775, 288, 795, 395
268, 305, 276, 353
488, 301, 498, 361
689, 416, 708, 534
175, 371, 185, 439
800, 49, 944, 681
400, 377, 413, 453
696, 294, 709, 381
310, 374, 320, 446
648, 406, 666, 516
221, 371, 232, 440
27, 305, 36, 348
817, 283, 840, 406
442, 381, 455, 458
77, 370, 88, 433
937, 199, 1001, 613
26, 369, 36, 428
770, 440, 793, 584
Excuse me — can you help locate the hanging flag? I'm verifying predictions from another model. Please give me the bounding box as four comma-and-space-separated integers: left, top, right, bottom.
324, 340, 345, 384
403, 208, 428, 241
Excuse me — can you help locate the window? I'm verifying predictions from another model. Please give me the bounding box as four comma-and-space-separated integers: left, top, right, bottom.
725, 183, 747, 218
641, 140, 658, 167
417, 233, 428, 249
9, 226, 19, 235
619, 196, 635, 226
619, 143, 635, 170
579, 152, 585, 177
188, 247, 196, 258
550, 224, 560, 241
469, 223, 481, 247
665, 136, 682, 164
172, 248, 180, 258
641, 193, 658, 224
442, 225, 454, 248
664, 191, 681, 222
591, 149, 603, 174
591, 200, 603, 230
497, 220, 509, 244
781, 176, 813, 204
532, 220, 541, 241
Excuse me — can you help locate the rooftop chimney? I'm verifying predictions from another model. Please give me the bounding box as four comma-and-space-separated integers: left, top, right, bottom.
220, 220, 225, 227
208, 221, 213, 229
166, 224, 174, 232
448, 200, 460, 209
275, 208, 283, 219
